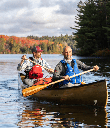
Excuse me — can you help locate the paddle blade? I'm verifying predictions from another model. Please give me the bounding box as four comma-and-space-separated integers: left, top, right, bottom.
22, 84, 48, 97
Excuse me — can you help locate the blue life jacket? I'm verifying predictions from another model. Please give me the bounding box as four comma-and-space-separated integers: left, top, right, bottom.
60, 59, 82, 85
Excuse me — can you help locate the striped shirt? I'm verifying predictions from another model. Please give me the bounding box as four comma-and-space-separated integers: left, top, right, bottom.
17, 57, 51, 72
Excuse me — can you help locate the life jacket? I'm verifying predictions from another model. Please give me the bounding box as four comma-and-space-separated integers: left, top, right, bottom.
28, 57, 43, 79
60, 59, 82, 85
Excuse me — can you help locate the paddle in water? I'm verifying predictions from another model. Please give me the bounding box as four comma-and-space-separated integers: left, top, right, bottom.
22, 68, 94, 97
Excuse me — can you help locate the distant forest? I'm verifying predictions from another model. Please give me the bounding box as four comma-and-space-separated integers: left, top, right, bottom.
0, 35, 77, 54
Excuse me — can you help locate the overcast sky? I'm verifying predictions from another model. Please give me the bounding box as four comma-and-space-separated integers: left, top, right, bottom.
0, 0, 86, 37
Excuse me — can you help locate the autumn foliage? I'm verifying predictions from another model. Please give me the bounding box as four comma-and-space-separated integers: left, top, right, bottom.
0, 35, 68, 54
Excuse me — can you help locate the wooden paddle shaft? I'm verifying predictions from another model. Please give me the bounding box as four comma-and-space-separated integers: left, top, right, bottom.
47, 68, 94, 86
25, 57, 49, 71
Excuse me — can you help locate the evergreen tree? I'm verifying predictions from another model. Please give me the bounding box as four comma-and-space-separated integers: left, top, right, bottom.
41, 42, 47, 53
71, 0, 108, 56
20, 46, 28, 54
0, 38, 5, 53
11, 40, 20, 53
52, 43, 57, 53
102, 0, 110, 49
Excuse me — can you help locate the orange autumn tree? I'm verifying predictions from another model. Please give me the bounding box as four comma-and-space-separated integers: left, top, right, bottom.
0, 35, 67, 54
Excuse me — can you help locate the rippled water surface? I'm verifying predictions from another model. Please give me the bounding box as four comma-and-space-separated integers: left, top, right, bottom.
0, 54, 110, 128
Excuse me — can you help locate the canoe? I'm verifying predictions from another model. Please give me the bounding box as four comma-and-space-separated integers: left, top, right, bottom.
18, 73, 108, 107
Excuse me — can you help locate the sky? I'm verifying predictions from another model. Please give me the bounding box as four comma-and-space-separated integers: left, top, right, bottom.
0, 0, 86, 37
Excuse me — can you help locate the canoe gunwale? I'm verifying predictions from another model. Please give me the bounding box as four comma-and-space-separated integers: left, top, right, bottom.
43, 79, 107, 90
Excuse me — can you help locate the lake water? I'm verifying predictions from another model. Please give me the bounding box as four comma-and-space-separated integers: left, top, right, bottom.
0, 54, 110, 128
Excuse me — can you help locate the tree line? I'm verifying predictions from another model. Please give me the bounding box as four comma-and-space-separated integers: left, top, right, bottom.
71, 0, 110, 56
0, 35, 76, 54
1, 0, 110, 56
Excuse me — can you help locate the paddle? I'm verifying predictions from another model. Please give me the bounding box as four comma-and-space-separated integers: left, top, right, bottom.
25, 57, 49, 71
22, 68, 94, 97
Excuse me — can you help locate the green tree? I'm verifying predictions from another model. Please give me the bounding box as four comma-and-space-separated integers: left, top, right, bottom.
41, 42, 47, 53
11, 40, 20, 53
103, 1, 110, 49
71, 0, 108, 56
20, 46, 28, 54
0, 38, 5, 53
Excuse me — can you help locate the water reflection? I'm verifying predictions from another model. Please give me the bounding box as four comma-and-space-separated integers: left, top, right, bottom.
18, 102, 107, 128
